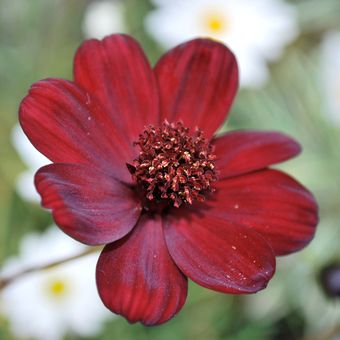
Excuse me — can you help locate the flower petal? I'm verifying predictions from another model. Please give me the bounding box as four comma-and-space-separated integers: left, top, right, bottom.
35, 163, 142, 245
19, 78, 133, 182
155, 38, 238, 139
96, 214, 187, 326
213, 130, 301, 179
164, 211, 275, 294
206, 169, 318, 255
74, 34, 159, 143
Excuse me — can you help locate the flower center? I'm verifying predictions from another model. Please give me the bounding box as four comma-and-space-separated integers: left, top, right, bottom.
45, 277, 68, 299
202, 11, 229, 34
128, 121, 217, 208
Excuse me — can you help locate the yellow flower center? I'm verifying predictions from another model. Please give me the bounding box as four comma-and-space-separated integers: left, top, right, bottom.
203, 12, 229, 34
46, 278, 68, 298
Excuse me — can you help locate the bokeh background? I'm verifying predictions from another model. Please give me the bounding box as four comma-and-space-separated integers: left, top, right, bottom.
0, 0, 339, 339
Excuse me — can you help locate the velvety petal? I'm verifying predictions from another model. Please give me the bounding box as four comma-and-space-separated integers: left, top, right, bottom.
19, 78, 133, 182
155, 38, 238, 139
164, 211, 275, 294
74, 34, 159, 145
213, 130, 301, 179
96, 214, 187, 326
205, 169, 318, 255
35, 163, 142, 245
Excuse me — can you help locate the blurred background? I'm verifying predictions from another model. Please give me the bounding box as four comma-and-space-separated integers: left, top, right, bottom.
0, 0, 339, 339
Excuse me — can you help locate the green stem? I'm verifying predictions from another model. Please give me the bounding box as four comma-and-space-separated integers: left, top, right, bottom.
0, 246, 102, 290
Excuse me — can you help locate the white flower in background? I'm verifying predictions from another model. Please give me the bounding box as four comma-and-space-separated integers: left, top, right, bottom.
11, 124, 49, 202
0, 227, 111, 340
82, 0, 126, 39
321, 31, 340, 124
145, 0, 298, 88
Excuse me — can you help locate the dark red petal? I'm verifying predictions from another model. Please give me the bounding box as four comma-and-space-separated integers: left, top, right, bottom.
206, 169, 318, 255
35, 163, 142, 245
96, 215, 187, 326
155, 38, 238, 139
164, 211, 275, 294
213, 130, 301, 179
19, 78, 133, 182
74, 34, 159, 144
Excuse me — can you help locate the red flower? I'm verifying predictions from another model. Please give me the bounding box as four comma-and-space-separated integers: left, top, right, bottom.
19, 34, 318, 326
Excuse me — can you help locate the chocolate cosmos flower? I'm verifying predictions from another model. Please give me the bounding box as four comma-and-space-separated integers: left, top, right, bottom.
19, 34, 318, 326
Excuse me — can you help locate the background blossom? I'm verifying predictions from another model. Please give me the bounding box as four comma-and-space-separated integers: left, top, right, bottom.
0, 227, 111, 340
82, 0, 126, 39
145, 0, 298, 87
11, 124, 49, 202
320, 31, 340, 124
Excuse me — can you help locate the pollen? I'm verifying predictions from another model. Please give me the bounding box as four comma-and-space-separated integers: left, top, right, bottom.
128, 121, 217, 208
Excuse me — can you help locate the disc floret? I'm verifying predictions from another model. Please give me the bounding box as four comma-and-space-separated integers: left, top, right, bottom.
128, 121, 217, 208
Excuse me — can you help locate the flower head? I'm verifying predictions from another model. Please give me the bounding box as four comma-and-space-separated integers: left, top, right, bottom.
0, 227, 110, 340
145, 0, 298, 87
19, 34, 318, 325
128, 120, 217, 208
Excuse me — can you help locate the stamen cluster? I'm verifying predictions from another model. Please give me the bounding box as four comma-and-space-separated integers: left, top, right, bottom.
128, 121, 217, 208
